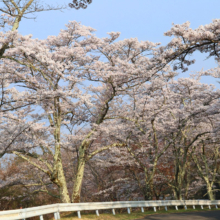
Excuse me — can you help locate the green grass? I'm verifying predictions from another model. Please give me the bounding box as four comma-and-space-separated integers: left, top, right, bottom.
54, 206, 219, 220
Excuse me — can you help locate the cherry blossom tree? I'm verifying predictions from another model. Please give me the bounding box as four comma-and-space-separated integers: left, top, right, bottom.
0, 0, 67, 160
1, 11, 220, 204
0, 0, 66, 58
154, 78, 220, 200
162, 19, 220, 72
91, 77, 220, 200
190, 137, 220, 200
0, 13, 173, 202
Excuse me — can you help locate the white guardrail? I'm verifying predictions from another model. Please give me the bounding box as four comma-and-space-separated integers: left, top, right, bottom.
0, 200, 219, 220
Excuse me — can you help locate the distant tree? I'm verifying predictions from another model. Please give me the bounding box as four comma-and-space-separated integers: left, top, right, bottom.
0, 157, 60, 210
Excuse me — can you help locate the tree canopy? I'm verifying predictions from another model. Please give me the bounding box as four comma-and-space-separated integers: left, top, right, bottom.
0, 0, 220, 206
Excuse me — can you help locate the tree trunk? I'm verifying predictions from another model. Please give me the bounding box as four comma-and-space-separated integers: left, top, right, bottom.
173, 188, 182, 200
143, 183, 153, 200
207, 184, 215, 200
57, 161, 71, 203
72, 157, 86, 203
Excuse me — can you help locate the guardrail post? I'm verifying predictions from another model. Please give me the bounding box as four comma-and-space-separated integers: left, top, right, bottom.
184, 205, 187, 210
175, 206, 178, 210
54, 212, 58, 220
216, 205, 218, 209
57, 212, 60, 219
54, 212, 60, 219
40, 215, 44, 220
112, 209, 115, 215
165, 206, 167, 211
153, 207, 156, 212
193, 205, 195, 209
77, 211, 81, 218
96, 210, 99, 216
201, 205, 203, 209
141, 207, 144, 212
127, 207, 131, 214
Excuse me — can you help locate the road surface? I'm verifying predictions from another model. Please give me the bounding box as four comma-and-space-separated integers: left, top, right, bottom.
136, 210, 220, 220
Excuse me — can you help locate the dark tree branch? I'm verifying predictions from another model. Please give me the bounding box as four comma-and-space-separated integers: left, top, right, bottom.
69, 0, 92, 10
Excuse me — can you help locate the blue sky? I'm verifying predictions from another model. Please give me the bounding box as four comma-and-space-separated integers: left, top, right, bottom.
18, 0, 220, 87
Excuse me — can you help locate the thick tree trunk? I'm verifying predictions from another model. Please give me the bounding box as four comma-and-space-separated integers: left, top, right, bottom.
57, 161, 71, 203
207, 184, 215, 200
173, 188, 183, 200
72, 157, 86, 203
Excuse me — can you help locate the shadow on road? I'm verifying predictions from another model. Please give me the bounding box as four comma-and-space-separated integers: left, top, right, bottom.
136, 210, 220, 220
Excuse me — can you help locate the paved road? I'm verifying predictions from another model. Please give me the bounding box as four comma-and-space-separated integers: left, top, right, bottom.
136, 210, 220, 220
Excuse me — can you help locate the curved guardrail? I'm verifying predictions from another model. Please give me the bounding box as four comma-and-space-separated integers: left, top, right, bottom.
0, 200, 219, 220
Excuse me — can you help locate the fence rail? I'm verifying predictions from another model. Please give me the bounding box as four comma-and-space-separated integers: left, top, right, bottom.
0, 200, 219, 220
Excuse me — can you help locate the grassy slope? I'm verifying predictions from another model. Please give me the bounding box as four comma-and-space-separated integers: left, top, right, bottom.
55, 206, 220, 220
